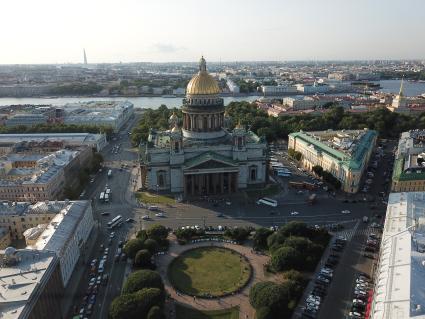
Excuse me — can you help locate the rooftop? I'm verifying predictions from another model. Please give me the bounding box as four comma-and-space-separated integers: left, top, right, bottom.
26, 201, 91, 256
0, 149, 78, 186
0, 133, 104, 144
289, 129, 377, 169
0, 249, 58, 319
372, 192, 425, 319
392, 130, 425, 182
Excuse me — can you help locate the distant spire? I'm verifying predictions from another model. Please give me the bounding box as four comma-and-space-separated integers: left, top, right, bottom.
83, 49, 88, 65
399, 76, 404, 96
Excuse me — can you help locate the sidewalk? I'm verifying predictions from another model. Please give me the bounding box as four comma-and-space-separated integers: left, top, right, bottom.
62, 225, 100, 318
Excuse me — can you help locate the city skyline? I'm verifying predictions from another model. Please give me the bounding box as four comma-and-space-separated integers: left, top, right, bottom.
1, 0, 424, 64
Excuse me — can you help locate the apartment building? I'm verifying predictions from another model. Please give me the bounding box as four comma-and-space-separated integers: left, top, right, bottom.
288, 129, 377, 193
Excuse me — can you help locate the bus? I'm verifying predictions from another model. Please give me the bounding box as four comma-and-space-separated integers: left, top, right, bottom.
256, 197, 278, 207
107, 170, 112, 178
107, 215, 123, 229
99, 192, 105, 201
277, 170, 292, 177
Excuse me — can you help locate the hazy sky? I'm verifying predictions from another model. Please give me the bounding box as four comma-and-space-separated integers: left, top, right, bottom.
1, 0, 424, 64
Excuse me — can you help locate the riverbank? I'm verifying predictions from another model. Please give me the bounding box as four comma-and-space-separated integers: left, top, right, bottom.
0, 80, 423, 109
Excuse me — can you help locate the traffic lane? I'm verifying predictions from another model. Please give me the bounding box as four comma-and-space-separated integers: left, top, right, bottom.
169, 199, 374, 219
97, 228, 128, 319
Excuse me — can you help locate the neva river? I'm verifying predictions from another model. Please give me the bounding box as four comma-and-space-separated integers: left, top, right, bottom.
0, 80, 423, 109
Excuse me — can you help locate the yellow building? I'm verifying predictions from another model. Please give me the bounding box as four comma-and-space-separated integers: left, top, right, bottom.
288, 129, 377, 193
0, 227, 11, 249
0, 202, 55, 240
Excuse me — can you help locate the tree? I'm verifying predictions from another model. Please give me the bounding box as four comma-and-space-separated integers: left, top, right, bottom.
143, 238, 159, 254
253, 228, 273, 250
282, 270, 304, 283
255, 306, 273, 319
124, 238, 145, 259
271, 246, 302, 271
133, 288, 165, 318
109, 288, 165, 319
109, 293, 140, 319
224, 227, 251, 242
279, 221, 311, 238
249, 282, 276, 309
312, 165, 323, 177
249, 281, 292, 317
134, 249, 152, 268
146, 224, 168, 242
147, 306, 164, 319
137, 229, 148, 242
122, 270, 164, 295
266, 231, 286, 251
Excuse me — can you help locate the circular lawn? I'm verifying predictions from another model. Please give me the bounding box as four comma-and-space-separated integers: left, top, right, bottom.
168, 246, 251, 297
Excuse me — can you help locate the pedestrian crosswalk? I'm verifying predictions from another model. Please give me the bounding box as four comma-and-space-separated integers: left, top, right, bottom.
331, 223, 378, 242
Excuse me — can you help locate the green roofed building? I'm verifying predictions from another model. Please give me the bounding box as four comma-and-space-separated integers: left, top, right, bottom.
288, 129, 377, 193
140, 57, 267, 196
392, 130, 425, 192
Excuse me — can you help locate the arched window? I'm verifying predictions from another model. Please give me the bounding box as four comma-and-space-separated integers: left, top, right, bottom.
157, 170, 166, 187
250, 165, 257, 181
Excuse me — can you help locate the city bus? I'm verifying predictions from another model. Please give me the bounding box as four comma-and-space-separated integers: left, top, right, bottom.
276, 170, 292, 177
107, 169, 112, 178
107, 215, 123, 229
256, 197, 278, 207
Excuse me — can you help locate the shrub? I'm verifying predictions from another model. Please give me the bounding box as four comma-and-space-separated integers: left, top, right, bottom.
124, 239, 145, 259
134, 249, 152, 268
122, 270, 164, 295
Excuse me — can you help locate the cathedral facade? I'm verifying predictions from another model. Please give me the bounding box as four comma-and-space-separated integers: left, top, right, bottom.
141, 57, 267, 196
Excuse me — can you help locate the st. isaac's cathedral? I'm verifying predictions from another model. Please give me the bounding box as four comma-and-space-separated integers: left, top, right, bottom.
141, 57, 267, 196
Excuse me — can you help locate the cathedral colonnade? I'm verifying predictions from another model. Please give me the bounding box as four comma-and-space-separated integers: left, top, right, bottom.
182, 112, 224, 132
183, 172, 238, 196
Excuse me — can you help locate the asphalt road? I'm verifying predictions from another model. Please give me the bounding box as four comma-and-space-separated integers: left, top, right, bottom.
69, 116, 141, 319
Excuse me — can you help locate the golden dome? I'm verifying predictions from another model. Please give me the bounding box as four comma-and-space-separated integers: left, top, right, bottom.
186, 56, 220, 95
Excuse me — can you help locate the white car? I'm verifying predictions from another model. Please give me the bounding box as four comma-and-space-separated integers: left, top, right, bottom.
290, 211, 299, 216
341, 210, 351, 214
155, 212, 164, 217
141, 215, 149, 220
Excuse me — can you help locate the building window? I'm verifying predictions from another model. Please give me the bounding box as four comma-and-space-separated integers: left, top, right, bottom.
250, 165, 257, 181
157, 170, 166, 188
